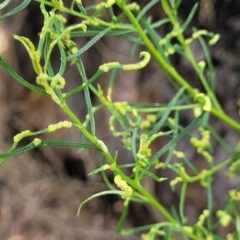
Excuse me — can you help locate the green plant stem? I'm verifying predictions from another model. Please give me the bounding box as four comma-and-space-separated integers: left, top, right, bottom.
179, 182, 187, 224
36, 0, 134, 30
117, 2, 240, 132
60, 99, 177, 221
211, 108, 240, 132
124, 175, 177, 223
133, 104, 199, 112
161, 0, 223, 112
60, 102, 113, 163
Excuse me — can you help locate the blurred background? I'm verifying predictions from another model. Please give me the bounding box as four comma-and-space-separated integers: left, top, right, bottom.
0, 0, 240, 239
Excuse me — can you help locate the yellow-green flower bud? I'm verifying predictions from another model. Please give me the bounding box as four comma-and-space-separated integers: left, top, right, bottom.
114, 175, 132, 199
227, 233, 234, 240
147, 114, 156, 122
229, 190, 240, 201
193, 106, 202, 117
170, 177, 182, 189
174, 150, 185, 159
182, 226, 193, 234
96, 139, 108, 153
126, 3, 140, 11
51, 74, 66, 89
192, 30, 208, 39
33, 138, 42, 146
196, 209, 209, 226
198, 61, 206, 69
217, 210, 232, 227
14, 130, 31, 143
185, 38, 193, 45
209, 34, 220, 45
122, 51, 150, 71
99, 62, 119, 72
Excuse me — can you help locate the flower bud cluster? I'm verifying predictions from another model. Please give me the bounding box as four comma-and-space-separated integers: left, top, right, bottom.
114, 175, 133, 199
48, 121, 72, 132
14, 130, 31, 143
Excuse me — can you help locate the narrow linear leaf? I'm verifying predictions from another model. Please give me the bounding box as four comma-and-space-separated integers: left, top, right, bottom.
108, 106, 131, 135
41, 140, 101, 151
115, 203, 129, 233
0, 0, 31, 20
67, 28, 110, 61
197, 35, 216, 91
58, 41, 67, 75
150, 19, 170, 29
179, 182, 187, 224
71, 29, 133, 38
142, 17, 168, 60
0, 142, 36, 161
77, 190, 123, 216
131, 126, 138, 161
44, 33, 55, 77
149, 87, 185, 136
88, 164, 110, 176
118, 163, 136, 169
136, 0, 159, 21
0, 57, 48, 96
181, 3, 199, 31
121, 224, 155, 236
150, 115, 202, 165
0, 0, 11, 10
76, 58, 95, 135
0, 140, 101, 163
139, 168, 164, 182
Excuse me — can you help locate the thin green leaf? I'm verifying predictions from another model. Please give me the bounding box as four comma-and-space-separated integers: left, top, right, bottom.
0, 0, 11, 10
67, 28, 110, 61
64, 70, 104, 99
77, 190, 123, 216
107, 105, 131, 135
44, 33, 55, 76
76, 2, 87, 15
181, 3, 199, 31
101, 156, 116, 190
108, 68, 118, 90
136, 0, 159, 21
0, 140, 100, 164
0, 142, 36, 163
164, 146, 175, 165
150, 115, 202, 165
0, 57, 48, 96
0, 0, 31, 20
130, 39, 140, 58
149, 87, 186, 136
72, 27, 137, 44
121, 224, 155, 236
142, 17, 169, 61
150, 18, 170, 29
71, 29, 133, 38
207, 123, 234, 153
76, 58, 95, 135
139, 168, 164, 182
131, 125, 139, 162
115, 202, 129, 233
58, 41, 67, 75
118, 163, 136, 169
206, 177, 213, 228
89, 84, 131, 135
40, 140, 100, 150
88, 164, 109, 175
179, 182, 187, 224
197, 35, 216, 91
